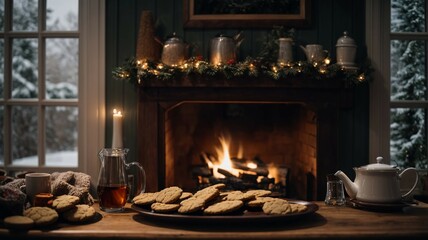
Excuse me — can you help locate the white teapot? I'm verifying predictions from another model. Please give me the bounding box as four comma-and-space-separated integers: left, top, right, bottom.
335, 157, 419, 203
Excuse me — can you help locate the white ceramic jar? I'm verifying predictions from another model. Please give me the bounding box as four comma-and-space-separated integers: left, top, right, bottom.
336, 31, 357, 69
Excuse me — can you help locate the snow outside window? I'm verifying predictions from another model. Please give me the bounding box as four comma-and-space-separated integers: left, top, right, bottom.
368, 0, 428, 169
0, 0, 104, 180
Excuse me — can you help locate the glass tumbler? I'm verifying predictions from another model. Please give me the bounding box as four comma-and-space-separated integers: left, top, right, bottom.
325, 174, 346, 206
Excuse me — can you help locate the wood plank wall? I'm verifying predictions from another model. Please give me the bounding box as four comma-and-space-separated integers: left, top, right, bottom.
105, 0, 369, 180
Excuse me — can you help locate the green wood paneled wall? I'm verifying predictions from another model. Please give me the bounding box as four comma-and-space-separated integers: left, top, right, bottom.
105, 0, 369, 182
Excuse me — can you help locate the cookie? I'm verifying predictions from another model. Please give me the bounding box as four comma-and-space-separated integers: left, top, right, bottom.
155, 187, 183, 204
151, 202, 180, 213
4, 215, 34, 230
133, 192, 158, 206
246, 197, 276, 208
178, 197, 205, 214
224, 191, 255, 202
194, 187, 220, 203
179, 192, 193, 201
262, 199, 291, 215
62, 204, 96, 223
52, 195, 80, 213
24, 207, 58, 226
245, 189, 272, 197
203, 200, 243, 215
289, 203, 308, 213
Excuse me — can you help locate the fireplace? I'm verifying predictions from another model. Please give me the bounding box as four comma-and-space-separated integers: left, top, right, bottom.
137, 78, 353, 200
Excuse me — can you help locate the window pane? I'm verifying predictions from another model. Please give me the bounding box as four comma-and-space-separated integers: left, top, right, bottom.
0, 38, 3, 99
46, 0, 78, 31
390, 40, 427, 101
45, 106, 78, 167
390, 108, 427, 168
12, 0, 38, 31
391, 0, 426, 33
0, 0, 4, 32
0, 106, 3, 166
11, 106, 38, 166
46, 38, 78, 99
12, 38, 38, 98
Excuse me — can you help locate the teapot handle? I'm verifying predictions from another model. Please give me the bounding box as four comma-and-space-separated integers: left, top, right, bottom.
399, 168, 419, 198
126, 161, 146, 195
323, 50, 329, 58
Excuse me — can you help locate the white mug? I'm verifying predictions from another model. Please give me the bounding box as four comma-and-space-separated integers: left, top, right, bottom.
25, 173, 51, 200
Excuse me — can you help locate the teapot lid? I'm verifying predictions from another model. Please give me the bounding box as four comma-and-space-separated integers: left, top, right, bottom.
360, 156, 397, 171
214, 33, 232, 38
279, 37, 293, 41
165, 32, 183, 43
336, 31, 356, 47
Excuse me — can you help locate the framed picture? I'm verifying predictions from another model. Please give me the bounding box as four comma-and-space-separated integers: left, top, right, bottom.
184, 0, 311, 29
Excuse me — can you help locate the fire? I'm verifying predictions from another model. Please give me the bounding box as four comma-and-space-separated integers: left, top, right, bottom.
204, 135, 241, 178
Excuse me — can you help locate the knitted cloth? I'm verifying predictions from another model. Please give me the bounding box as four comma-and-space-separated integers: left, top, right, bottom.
0, 184, 27, 217
50, 171, 94, 205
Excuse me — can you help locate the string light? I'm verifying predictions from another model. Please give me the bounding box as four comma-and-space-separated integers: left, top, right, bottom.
324, 57, 331, 65
272, 66, 278, 73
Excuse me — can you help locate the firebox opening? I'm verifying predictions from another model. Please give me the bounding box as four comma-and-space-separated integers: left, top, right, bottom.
165, 102, 317, 200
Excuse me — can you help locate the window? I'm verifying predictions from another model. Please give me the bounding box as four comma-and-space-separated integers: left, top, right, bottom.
0, 0, 105, 180
368, 0, 428, 168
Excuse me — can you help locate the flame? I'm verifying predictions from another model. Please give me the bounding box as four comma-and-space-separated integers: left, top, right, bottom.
202, 135, 241, 178
247, 162, 257, 169
213, 135, 240, 178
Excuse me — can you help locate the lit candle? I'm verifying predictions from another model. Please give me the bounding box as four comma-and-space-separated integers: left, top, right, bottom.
112, 109, 123, 148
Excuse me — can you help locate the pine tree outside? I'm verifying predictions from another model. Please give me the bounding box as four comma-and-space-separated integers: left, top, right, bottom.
390, 0, 428, 169
0, 0, 79, 167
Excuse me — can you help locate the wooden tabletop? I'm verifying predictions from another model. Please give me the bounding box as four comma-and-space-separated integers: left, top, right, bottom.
1, 201, 428, 239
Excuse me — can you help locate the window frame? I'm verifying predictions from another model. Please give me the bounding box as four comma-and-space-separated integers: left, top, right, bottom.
367, 0, 428, 165
0, 0, 105, 182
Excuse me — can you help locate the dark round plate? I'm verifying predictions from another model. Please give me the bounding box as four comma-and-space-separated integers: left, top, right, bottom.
348, 199, 411, 212
132, 200, 318, 224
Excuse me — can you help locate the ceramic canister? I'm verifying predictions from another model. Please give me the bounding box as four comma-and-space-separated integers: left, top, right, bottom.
278, 38, 293, 64
336, 31, 357, 69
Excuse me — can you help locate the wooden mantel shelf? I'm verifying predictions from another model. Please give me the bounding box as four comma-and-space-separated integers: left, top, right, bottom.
1, 201, 428, 239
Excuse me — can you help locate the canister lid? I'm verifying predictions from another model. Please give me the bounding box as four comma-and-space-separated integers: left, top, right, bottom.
336, 31, 356, 47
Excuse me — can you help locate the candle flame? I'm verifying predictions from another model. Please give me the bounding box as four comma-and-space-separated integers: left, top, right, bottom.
113, 109, 122, 116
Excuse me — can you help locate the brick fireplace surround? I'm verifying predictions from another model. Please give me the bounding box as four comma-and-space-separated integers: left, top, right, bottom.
137, 77, 353, 200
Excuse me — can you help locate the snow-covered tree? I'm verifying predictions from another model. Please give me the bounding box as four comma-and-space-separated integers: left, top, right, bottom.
0, 0, 79, 162
390, 0, 428, 168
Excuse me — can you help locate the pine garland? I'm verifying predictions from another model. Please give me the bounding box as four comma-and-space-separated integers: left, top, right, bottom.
112, 56, 371, 87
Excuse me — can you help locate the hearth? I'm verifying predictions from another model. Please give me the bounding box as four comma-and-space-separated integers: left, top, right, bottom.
137, 78, 352, 200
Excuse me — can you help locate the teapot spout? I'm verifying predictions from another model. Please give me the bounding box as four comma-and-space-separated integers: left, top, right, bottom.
234, 31, 245, 48
334, 170, 358, 199
299, 45, 307, 53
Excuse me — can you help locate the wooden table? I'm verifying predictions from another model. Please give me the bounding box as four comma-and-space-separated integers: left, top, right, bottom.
1, 201, 427, 239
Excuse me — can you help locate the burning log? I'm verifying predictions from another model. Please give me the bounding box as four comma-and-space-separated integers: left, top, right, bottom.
195, 141, 286, 195
231, 158, 269, 176
217, 168, 236, 178
192, 165, 213, 177
239, 171, 258, 183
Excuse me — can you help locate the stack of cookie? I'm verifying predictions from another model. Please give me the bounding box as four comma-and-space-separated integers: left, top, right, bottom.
133, 184, 307, 216
3, 195, 97, 230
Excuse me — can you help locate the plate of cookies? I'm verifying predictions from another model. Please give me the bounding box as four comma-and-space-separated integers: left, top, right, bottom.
131, 184, 318, 224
